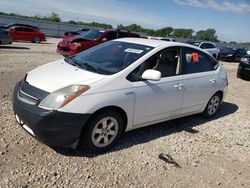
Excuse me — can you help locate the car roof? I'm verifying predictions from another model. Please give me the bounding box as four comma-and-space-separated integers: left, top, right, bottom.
114, 38, 215, 58
115, 37, 195, 48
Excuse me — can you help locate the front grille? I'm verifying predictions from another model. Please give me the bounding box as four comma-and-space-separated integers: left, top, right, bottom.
18, 89, 39, 105
17, 80, 49, 105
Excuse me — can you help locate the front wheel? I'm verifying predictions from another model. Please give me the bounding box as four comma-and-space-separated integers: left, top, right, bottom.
34, 36, 41, 43
203, 93, 221, 117
80, 111, 124, 152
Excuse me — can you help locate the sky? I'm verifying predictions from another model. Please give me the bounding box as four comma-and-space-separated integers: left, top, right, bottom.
1, 0, 250, 42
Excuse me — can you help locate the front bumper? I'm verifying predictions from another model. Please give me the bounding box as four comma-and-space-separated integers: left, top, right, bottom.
237, 63, 250, 80
12, 81, 91, 147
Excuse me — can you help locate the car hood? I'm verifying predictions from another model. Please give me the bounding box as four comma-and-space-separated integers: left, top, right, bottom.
26, 59, 105, 93
63, 35, 80, 42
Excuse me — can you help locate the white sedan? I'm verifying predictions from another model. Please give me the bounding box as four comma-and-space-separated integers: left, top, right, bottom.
13, 38, 228, 152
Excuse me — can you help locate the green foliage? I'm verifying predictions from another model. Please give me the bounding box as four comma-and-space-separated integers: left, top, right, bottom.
68, 20, 78, 25
172, 28, 193, 38
117, 24, 173, 37
195, 28, 218, 42
77, 21, 113, 29
43, 12, 61, 22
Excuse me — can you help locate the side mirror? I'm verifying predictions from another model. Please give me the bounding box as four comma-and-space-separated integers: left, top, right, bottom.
142, 69, 161, 81
101, 38, 108, 42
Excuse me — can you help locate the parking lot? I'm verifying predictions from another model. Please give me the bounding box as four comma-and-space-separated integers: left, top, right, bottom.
0, 38, 249, 187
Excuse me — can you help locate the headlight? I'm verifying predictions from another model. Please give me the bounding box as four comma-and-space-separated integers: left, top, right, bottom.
72, 42, 81, 47
38, 85, 89, 110
241, 58, 250, 64
226, 54, 233, 57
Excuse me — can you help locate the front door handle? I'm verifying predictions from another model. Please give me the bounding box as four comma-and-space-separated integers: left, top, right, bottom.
174, 84, 183, 90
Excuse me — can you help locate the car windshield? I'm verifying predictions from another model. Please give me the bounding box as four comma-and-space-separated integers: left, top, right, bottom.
65, 41, 154, 75
80, 30, 103, 40
186, 41, 200, 47
220, 47, 235, 54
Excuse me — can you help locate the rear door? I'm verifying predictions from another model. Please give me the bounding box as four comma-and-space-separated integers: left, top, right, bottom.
23, 27, 35, 41
180, 47, 218, 114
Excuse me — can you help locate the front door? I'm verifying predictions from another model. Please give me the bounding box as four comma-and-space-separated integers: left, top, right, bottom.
132, 47, 184, 126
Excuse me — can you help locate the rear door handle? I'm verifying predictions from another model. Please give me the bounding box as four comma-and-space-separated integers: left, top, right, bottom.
174, 84, 183, 90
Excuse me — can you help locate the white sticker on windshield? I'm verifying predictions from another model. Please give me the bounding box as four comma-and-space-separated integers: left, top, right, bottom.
124, 48, 143, 54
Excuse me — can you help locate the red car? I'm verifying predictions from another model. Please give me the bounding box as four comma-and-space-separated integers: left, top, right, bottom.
9, 26, 46, 43
57, 29, 141, 56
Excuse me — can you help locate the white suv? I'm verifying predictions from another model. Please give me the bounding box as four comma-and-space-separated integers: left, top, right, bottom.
13, 38, 228, 152
187, 41, 219, 59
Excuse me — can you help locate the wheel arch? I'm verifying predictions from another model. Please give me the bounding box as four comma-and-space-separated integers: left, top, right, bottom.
85, 105, 128, 132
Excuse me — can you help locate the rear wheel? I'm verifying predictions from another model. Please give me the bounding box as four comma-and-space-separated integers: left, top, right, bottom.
203, 93, 221, 117
34, 36, 41, 43
80, 111, 124, 152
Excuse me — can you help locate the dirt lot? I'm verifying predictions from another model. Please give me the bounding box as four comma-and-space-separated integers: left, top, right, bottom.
0, 38, 249, 188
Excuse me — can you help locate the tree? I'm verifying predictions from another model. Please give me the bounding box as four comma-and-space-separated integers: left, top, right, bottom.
195, 29, 218, 41
44, 12, 61, 22
153, 27, 174, 37
68, 20, 77, 25
172, 29, 193, 38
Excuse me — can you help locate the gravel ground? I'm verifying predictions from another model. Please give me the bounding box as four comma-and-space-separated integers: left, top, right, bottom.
0, 38, 249, 188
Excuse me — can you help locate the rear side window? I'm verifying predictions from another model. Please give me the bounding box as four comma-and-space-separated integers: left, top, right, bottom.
105, 31, 118, 40
24, 28, 34, 32
118, 32, 129, 38
15, 27, 23, 32
181, 47, 215, 74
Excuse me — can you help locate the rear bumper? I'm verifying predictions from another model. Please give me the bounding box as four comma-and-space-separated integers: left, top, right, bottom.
12, 81, 91, 147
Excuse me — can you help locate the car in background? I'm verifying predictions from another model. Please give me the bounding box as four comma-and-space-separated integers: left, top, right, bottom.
0, 28, 12, 45
0, 23, 40, 31
62, 28, 90, 48
57, 29, 141, 56
217, 47, 236, 61
219, 48, 248, 62
147, 36, 176, 42
186, 41, 218, 59
237, 55, 250, 80
13, 38, 228, 152
246, 49, 250, 55
64, 28, 90, 36
9, 26, 46, 43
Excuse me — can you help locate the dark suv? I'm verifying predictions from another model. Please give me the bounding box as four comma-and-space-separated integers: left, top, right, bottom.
57, 29, 141, 56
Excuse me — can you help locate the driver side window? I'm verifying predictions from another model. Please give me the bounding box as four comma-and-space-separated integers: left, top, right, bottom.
127, 47, 180, 82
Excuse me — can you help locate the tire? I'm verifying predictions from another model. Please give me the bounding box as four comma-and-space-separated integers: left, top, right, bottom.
203, 93, 222, 118
34, 36, 41, 43
80, 111, 124, 152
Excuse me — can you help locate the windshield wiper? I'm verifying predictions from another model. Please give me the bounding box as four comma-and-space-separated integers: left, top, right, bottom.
82, 63, 99, 73
65, 57, 82, 67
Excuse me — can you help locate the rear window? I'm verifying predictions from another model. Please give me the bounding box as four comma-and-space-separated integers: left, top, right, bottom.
65, 41, 154, 75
